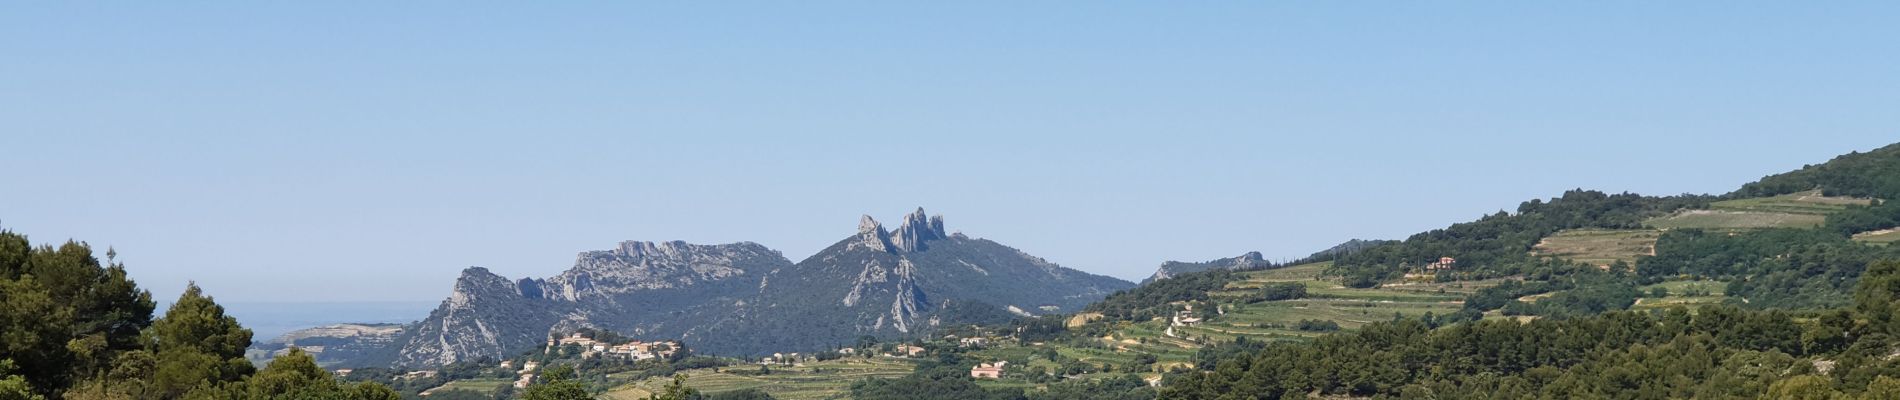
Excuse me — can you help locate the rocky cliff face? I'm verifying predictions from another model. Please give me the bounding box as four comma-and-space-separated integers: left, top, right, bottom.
385, 242, 789, 367
1141, 251, 1270, 284
376, 209, 1132, 367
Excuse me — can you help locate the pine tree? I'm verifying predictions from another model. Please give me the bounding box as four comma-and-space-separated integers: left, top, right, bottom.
148, 283, 254, 398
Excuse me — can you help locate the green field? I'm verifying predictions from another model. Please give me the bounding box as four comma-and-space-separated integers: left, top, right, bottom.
1632, 280, 1728, 310
1531, 229, 1660, 267
1646, 191, 1871, 230
1712, 190, 1871, 214
421, 378, 513, 396
1853, 229, 1900, 245
601, 358, 914, 400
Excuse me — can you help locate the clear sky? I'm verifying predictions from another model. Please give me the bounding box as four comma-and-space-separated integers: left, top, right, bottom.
3, 2, 1897, 304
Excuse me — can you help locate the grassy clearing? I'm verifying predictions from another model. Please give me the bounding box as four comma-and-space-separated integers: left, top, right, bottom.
1632, 280, 1728, 310
1853, 229, 1900, 245
422, 378, 512, 395
601, 358, 914, 400
1646, 210, 1826, 230
1713, 190, 1871, 214
1646, 191, 1870, 231
1532, 229, 1661, 267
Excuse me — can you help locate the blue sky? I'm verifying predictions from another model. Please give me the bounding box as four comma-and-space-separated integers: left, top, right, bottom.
3, 2, 1897, 303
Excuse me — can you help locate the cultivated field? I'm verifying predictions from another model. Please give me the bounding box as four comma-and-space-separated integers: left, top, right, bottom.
1646, 210, 1827, 230
421, 378, 513, 396
1098, 262, 1481, 354
601, 358, 914, 400
1646, 190, 1870, 230
1854, 229, 1900, 246
1531, 229, 1660, 267
1633, 280, 1729, 310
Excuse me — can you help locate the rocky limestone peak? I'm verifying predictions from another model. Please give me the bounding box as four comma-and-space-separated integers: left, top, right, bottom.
455, 267, 512, 288
1238, 251, 1266, 263
612, 240, 690, 259
854, 215, 894, 253
449, 267, 520, 307
890, 207, 948, 252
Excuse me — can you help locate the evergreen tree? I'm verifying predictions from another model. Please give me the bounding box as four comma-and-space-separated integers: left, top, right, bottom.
649, 375, 702, 400
148, 283, 254, 398
520, 366, 590, 400
0, 231, 153, 397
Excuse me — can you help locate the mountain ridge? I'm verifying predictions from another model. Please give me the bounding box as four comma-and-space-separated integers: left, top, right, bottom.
316, 208, 1133, 367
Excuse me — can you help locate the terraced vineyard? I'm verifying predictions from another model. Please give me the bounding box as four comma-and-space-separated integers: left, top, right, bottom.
1646, 190, 1870, 230
1532, 228, 1660, 267
1200, 262, 1475, 337
601, 358, 915, 400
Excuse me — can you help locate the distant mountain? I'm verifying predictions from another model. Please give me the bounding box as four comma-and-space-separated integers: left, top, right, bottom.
247, 323, 405, 367
698, 208, 1134, 354
1140, 252, 1269, 284
383, 241, 791, 367
324, 208, 1132, 367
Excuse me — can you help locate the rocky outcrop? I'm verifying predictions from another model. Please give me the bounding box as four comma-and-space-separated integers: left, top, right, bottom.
889, 208, 947, 252
1142, 252, 1270, 284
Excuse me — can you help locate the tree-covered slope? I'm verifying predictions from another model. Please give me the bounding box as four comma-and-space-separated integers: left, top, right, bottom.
1140, 252, 1269, 285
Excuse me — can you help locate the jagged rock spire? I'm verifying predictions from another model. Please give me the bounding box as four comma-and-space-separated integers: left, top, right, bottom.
890, 207, 948, 252
855, 215, 894, 253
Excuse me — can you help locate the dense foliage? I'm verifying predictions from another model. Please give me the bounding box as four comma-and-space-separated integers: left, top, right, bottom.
1161, 261, 1900, 399
1243, 283, 1306, 303
1084, 269, 1242, 321
0, 228, 400, 399
1328, 190, 1710, 287
1733, 142, 1900, 200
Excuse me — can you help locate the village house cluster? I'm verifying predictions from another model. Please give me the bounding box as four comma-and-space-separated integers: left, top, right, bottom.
548, 332, 680, 361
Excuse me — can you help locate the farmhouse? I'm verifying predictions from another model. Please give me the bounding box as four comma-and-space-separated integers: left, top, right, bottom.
890, 345, 926, 357
970, 361, 1007, 379
1424, 256, 1456, 271
1173, 304, 1203, 327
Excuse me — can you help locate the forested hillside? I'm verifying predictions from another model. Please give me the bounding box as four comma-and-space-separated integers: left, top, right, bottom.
0, 229, 402, 399
1160, 260, 1900, 399
840, 142, 1900, 400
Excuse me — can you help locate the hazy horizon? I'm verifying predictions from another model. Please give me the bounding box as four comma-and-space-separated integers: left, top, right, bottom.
5, 2, 1898, 304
